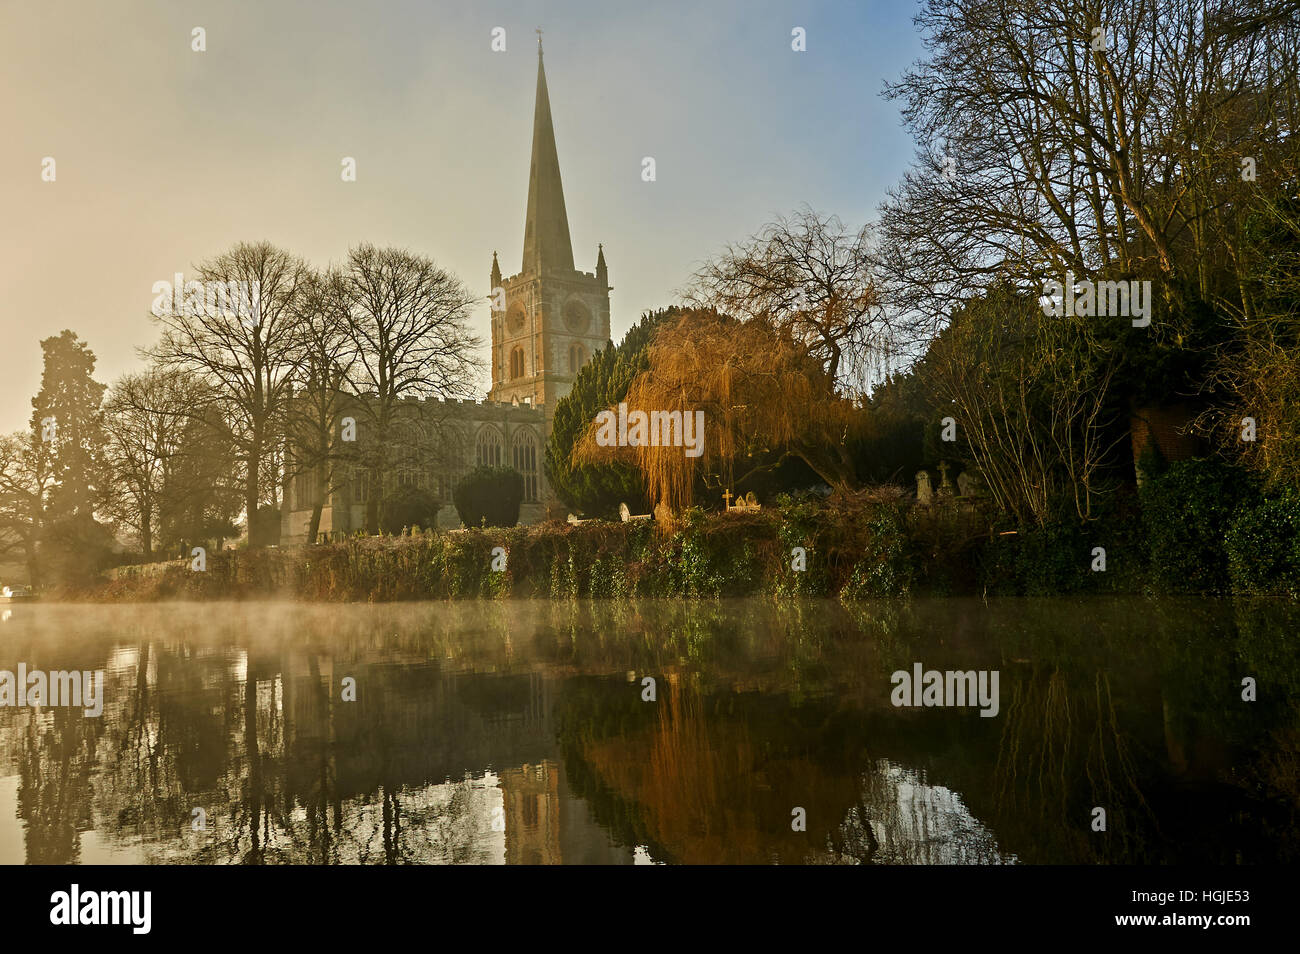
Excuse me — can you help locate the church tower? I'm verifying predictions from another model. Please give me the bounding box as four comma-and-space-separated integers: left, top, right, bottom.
489, 36, 611, 413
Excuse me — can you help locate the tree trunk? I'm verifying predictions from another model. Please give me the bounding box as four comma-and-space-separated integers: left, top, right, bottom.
246, 432, 262, 547
307, 502, 324, 544
365, 465, 381, 534
140, 507, 153, 561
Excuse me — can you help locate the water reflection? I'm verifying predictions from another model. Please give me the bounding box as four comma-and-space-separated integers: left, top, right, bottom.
0, 598, 1295, 864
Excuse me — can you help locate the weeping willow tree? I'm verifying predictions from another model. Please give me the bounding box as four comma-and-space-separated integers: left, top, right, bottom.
573, 309, 866, 512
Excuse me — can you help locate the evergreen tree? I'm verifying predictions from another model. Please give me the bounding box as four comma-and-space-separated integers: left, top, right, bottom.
545, 309, 670, 516
29, 330, 108, 518
453, 466, 524, 528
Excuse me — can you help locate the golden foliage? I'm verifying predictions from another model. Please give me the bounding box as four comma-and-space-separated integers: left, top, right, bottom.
573, 309, 864, 512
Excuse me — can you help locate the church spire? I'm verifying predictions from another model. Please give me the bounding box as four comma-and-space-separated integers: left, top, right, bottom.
522, 36, 575, 275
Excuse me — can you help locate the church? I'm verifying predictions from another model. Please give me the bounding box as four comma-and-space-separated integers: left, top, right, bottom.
280, 39, 609, 542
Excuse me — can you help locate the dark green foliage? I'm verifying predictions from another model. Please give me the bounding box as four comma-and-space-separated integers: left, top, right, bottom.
1110, 297, 1228, 410
1139, 458, 1258, 595
854, 370, 932, 486
978, 489, 1149, 596
251, 506, 281, 547
85, 483, 1300, 602
840, 505, 915, 600
29, 330, 108, 518
1226, 492, 1300, 599
980, 523, 1096, 596
545, 310, 668, 517
159, 411, 243, 552
773, 493, 832, 597
85, 496, 924, 602
380, 486, 441, 534
453, 466, 524, 528
39, 512, 116, 587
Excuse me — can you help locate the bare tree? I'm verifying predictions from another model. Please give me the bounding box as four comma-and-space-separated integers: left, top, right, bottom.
876, 0, 1300, 325
340, 244, 482, 532
924, 286, 1123, 525
147, 242, 311, 545
102, 367, 206, 560
0, 430, 54, 583
684, 208, 891, 392
286, 269, 358, 543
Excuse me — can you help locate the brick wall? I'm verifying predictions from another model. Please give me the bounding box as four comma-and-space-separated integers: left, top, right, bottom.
1131, 403, 1202, 474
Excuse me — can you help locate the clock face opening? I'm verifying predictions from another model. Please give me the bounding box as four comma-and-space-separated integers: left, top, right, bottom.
564, 298, 591, 334
507, 302, 527, 334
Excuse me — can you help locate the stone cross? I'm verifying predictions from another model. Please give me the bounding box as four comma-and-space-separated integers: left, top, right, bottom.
938, 461, 955, 497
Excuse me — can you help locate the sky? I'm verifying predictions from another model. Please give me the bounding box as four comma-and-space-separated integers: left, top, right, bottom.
0, 0, 927, 434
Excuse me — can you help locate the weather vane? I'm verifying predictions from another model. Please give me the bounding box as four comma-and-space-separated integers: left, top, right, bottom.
536, 28, 543, 50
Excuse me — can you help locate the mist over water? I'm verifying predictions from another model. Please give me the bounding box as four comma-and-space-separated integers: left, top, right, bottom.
0, 598, 1294, 864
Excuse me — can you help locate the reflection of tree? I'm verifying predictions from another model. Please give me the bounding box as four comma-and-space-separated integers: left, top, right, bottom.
4, 598, 1298, 865
18, 709, 98, 863
991, 668, 1156, 863
1239, 706, 1300, 863
558, 675, 864, 863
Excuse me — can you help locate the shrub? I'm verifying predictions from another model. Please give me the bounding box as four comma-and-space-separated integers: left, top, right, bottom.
453, 466, 524, 528
1226, 492, 1300, 599
380, 486, 441, 535
38, 513, 117, 587
840, 504, 915, 599
1139, 457, 1258, 594
979, 522, 1093, 596
773, 492, 832, 597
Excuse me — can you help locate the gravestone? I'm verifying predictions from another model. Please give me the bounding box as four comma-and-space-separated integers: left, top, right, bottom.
938, 461, 956, 498
620, 502, 651, 522
957, 468, 983, 497
916, 470, 933, 504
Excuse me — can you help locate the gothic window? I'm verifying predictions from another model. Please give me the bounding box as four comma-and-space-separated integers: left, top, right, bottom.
294, 469, 318, 508
352, 467, 370, 504
391, 420, 427, 490
476, 427, 504, 468
568, 342, 585, 373
512, 430, 539, 502
510, 346, 526, 379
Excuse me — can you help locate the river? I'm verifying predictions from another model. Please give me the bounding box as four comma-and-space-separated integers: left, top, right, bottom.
0, 598, 1294, 864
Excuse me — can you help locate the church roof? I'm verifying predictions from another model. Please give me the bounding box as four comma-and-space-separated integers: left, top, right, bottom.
522, 40, 575, 275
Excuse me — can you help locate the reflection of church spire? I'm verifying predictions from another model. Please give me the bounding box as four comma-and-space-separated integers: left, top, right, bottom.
522, 37, 575, 275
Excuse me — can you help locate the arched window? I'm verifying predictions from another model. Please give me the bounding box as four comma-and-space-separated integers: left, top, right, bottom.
568, 342, 585, 374
510, 346, 525, 379
476, 427, 504, 468
512, 430, 539, 502
391, 419, 426, 489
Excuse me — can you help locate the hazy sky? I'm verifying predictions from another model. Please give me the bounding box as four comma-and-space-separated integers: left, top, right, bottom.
0, 0, 925, 433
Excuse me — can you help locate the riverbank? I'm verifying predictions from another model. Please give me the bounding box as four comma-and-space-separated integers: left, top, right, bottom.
65, 491, 1135, 602
66, 476, 1300, 603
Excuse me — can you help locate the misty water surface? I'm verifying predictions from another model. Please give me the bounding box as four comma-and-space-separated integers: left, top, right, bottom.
0, 598, 1295, 864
